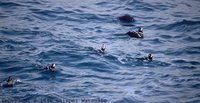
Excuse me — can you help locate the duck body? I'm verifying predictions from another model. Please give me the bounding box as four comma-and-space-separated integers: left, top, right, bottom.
2, 76, 14, 87
127, 27, 144, 38
99, 48, 106, 54
118, 14, 135, 22
98, 44, 106, 54
127, 31, 143, 38
136, 54, 153, 62
44, 64, 56, 72
2, 82, 14, 87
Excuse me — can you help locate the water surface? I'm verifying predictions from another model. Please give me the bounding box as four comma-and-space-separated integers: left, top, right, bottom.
0, 0, 200, 103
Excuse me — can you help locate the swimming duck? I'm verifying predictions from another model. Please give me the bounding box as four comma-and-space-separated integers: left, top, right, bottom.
145, 54, 153, 61
2, 76, 14, 87
137, 54, 153, 61
99, 44, 106, 54
127, 27, 143, 38
44, 64, 56, 71
118, 14, 135, 22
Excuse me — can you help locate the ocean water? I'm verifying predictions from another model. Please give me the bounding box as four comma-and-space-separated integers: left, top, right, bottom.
0, 0, 200, 103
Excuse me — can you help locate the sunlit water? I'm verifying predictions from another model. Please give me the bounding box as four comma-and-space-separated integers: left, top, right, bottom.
0, 0, 200, 103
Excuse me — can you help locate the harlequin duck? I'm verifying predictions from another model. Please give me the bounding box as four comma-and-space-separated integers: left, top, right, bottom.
99, 44, 106, 54
127, 27, 143, 38
2, 76, 14, 87
118, 14, 135, 22
44, 64, 56, 71
137, 54, 153, 61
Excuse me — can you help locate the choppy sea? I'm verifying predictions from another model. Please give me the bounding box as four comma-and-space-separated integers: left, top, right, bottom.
0, 0, 200, 103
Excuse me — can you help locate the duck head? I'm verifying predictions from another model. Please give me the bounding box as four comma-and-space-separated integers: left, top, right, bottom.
138, 27, 143, 33
101, 44, 106, 52
51, 64, 56, 69
148, 54, 153, 61
6, 76, 12, 82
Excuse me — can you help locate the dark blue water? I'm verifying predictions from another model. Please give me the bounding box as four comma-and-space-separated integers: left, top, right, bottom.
0, 0, 200, 103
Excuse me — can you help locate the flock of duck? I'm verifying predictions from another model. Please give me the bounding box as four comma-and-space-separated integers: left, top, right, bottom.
1, 14, 153, 88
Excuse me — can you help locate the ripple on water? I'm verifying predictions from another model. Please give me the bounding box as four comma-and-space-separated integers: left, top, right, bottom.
182, 36, 200, 43
0, 1, 22, 9
159, 19, 200, 32
113, 97, 144, 103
